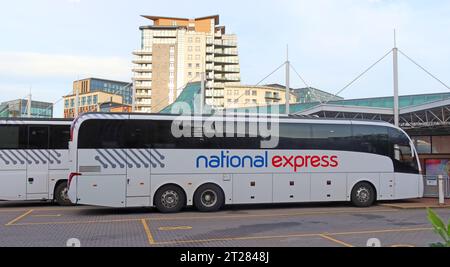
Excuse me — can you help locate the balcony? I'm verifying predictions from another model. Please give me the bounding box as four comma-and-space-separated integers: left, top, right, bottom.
134, 84, 151, 89
132, 67, 152, 73
132, 50, 152, 56
134, 75, 152, 81
214, 68, 240, 74
133, 59, 152, 64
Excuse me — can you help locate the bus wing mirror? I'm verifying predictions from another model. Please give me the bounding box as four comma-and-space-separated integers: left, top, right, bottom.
410, 141, 415, 157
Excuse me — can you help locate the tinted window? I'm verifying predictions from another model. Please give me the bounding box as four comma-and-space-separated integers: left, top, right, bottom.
50, 125, 70, 149
352, 125, 389, 156
276, 123, 312, 149
28, 126, 49, 149
389, 128, 419, 174
311, 124, 353, 150
0, 125, 27, 149
78, 120, 124, 149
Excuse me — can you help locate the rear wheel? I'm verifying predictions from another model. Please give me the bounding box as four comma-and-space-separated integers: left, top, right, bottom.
194, 184, 225, 212
351, 182, 376, 207
54, 181, 72, 206
154, 185, 186, 213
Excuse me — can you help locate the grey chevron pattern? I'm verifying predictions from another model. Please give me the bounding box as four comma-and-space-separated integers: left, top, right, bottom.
94, 149, 165, 169
0, 150, 64, 165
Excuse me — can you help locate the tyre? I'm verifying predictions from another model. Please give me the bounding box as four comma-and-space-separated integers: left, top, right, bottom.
54, 181, 73, 206
154, 185, 186, 213
194, 184, 225, 212
351, 182, 376, 207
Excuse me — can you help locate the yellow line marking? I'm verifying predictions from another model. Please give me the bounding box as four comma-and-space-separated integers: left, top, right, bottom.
13, 218, 142, 226
10, 208, 398, 226
141, 219, 155, 245
148, 208, 399, 222
155, 233, 320, 245
329, 227, 433, 236
5, 209, 33, 226
158, 226, 193, 231
31, 214, 62, 217
319, 234, 354, 247
391, 244, 415, 247
154, 227, 433, 246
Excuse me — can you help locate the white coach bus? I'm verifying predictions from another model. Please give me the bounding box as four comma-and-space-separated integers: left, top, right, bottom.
0, 119, 72, 205
68, 113, 423, 213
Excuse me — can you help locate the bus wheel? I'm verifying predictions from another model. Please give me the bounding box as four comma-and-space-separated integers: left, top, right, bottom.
194, 184, 224, 212
154, 185, 186, 213
351, 182, 376, 207
54, 182, 73, 206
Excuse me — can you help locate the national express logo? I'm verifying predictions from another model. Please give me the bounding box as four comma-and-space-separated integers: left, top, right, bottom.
196, 151, 339, 172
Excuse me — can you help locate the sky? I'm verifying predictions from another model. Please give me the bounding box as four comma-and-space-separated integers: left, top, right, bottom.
1, 0, 450, 117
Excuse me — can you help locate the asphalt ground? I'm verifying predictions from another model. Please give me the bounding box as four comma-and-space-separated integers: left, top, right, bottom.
0, 201, 449, 247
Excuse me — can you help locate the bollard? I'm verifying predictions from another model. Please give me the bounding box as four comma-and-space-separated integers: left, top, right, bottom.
438, 175, 445, 205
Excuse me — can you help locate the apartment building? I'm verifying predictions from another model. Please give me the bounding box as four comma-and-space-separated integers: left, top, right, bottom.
133, 15, 240, 113
224, 85, 298, 109
63, 78, 132, 118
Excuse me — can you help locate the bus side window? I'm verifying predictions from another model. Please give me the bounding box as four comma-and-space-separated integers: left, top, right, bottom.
50, 125, 70, 150
28, 126, 49, 149
0, 125, 27, 149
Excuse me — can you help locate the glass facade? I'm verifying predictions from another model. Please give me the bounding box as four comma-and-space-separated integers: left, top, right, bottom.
90, 79, 132, 105
0, 99, 53, 118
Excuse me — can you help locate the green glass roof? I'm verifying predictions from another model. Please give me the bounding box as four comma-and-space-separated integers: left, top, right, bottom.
160, 81, 450, 115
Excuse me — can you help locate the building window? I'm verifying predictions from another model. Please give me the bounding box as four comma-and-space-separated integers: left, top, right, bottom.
252, 90, 257, 96
93, 95, 98, 104
227, 90, 232, 95
245, 90, 250, 96
195, 55, 201, 60
195, 46, 200, 52
70, 99, 74, 107
81, 97, 86, 106
188, 37, 193, 43
195, 37, 201, 43
234, 90, 239, 95
432, 136, 450, 154
188, 63, 193, 68
245, 99, 250, 104
188, 46, 193, 52
188, 72, 193, 77
196, 63, 200, 69
64, 100, 69, 108
170, 63, 174, 68
252, 99, 257, 104
188, 55, 193, 60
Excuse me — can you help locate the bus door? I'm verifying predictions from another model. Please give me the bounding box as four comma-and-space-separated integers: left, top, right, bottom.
0, 125, 27, 200
125, 120, 151, 207
26, 126, 49, 197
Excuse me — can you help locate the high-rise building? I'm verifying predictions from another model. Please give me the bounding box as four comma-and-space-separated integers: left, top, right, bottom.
63, 78, 132, 118
133, 15, 241, 113
0, 99, 53, 118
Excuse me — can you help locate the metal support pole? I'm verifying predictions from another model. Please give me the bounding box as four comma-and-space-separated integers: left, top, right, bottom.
393, 46, 399, 127
285, 46, 290, 115
74, 89, 79, 118
131, 78, 136, 112
200, 72, 205, 115
27, 93, 31, 118
438, 175, 445, 205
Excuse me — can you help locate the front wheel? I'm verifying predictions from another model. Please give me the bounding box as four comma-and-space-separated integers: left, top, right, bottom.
194, 184, 225, 212
154, 185, 186, 213
54, 182, 73, 206
351, 182, 376, 207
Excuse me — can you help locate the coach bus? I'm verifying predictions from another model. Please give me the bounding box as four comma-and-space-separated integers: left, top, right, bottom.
67, 113, 423, 213
0, 119, 72, 206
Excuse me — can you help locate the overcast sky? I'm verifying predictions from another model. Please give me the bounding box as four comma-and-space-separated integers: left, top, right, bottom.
1, 0, 450, 117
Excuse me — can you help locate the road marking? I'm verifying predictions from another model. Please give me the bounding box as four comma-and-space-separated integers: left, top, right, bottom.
154, 226, 433, 246
141, 219, 155, 245
329, 227, 433, 236
5, 209, 33, 226
391, 244, 416, 247
148, 208, 399, 222
155, 233, 320, 245
9, 208, 398, 226
319, 234, 354, 247
31, 214, 62, 217
158, 226, 193, 231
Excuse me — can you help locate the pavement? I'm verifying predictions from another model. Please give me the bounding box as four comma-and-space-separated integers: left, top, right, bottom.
379, 198, 450, 209
0, 199, 449, 247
